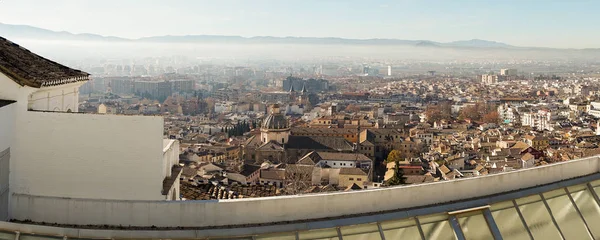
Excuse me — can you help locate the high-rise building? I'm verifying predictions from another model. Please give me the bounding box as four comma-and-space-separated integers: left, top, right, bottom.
481, 74, 498, 84
500, 68, 518, 76
387, 66, 392, 76
171, 79, 195, 93
157, 81, 173, 101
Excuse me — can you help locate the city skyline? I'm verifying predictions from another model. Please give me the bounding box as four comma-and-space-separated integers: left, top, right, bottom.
3, 4, 600, 239
1, 0, 599, 48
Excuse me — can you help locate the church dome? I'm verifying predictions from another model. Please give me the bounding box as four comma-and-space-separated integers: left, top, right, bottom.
262, 104, 289, 130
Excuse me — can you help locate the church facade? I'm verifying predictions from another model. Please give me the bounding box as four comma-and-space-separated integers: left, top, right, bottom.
243, 104, 355, 164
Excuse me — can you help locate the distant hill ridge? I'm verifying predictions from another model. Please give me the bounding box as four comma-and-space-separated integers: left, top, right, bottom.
0, 22, 591, 50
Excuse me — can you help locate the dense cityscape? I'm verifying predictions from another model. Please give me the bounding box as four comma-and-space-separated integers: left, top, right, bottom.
3, 1, 600, 239
72, 56, 600, 199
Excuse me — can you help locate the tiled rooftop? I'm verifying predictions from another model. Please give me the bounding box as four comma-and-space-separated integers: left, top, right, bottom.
0, 36, 89, 88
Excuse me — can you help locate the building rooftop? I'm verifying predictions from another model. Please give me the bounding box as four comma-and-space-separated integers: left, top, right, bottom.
287, 136, 354, 151
262, 107, 288, 130
0, 36, 89, 88
338, 167, 367, 175
300, 151, 372, 164
260, 169, 285, 180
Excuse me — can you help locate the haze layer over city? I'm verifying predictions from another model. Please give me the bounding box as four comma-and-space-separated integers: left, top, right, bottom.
2, 1, 600, 239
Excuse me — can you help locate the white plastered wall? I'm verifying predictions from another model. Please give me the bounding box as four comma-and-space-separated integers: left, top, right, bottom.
0, 102, 15, 153
12, 111, 165, 200
28, 82, 84, 112
1, 72, 168, 201
0, 73, 35, 221
0, 103, 15, 220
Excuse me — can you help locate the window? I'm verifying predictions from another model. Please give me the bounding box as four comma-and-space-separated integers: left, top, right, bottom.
456, 211, 494, 239
516, 194, 562, 239
334, 163, 336, 165
340, 223, 381, 240
419, 214, 457, 240
490, 201, 530, 240
357, 178, 362, 181
544, 189, 593, 239
350, 164, 353, 166
568, 185, 600, 238
349, 178, 354, 180
298, 228, 339, 240
380, 218, 421, 239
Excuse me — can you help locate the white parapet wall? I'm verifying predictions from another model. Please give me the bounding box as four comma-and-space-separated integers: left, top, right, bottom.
0, 102, 15, 153
10, 155, 600, 228
11, 111, 165, 201
0, 103, 15, 220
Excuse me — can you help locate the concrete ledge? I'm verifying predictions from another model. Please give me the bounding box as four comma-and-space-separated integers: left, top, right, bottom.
2, 171, 600, 239
10, 155, 600, 228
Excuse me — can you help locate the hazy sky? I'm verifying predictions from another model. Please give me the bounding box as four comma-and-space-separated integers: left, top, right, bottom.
1, 0, 598, 48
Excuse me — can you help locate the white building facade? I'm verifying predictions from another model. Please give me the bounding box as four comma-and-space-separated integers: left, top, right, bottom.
521, 109, 556, 131
497, 104, 520, 125
0, 37, 180, 221
481, 74, 498, 84
500, 68, 517, 76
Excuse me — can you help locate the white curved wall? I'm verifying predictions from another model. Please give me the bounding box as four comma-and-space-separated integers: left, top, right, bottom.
11, 155, 600, 228
28, 82, 83, 112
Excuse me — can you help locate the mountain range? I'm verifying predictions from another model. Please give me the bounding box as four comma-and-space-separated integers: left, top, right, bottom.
0, 22, 594, 50
0, 23, 520, 48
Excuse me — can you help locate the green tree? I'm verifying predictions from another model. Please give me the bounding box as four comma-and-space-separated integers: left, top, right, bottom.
208, 128, 212, 135
386, 150, 404, 163
237, 122, 243, 136
386, 160, 406, 186
243, 120, 250, 132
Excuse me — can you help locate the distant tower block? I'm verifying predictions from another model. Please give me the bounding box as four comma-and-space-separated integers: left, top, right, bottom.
428, 71, 436, 76
387, 66, 392, 76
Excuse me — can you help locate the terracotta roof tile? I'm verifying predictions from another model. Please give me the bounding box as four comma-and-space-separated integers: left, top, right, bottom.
0, 36, 89, 88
